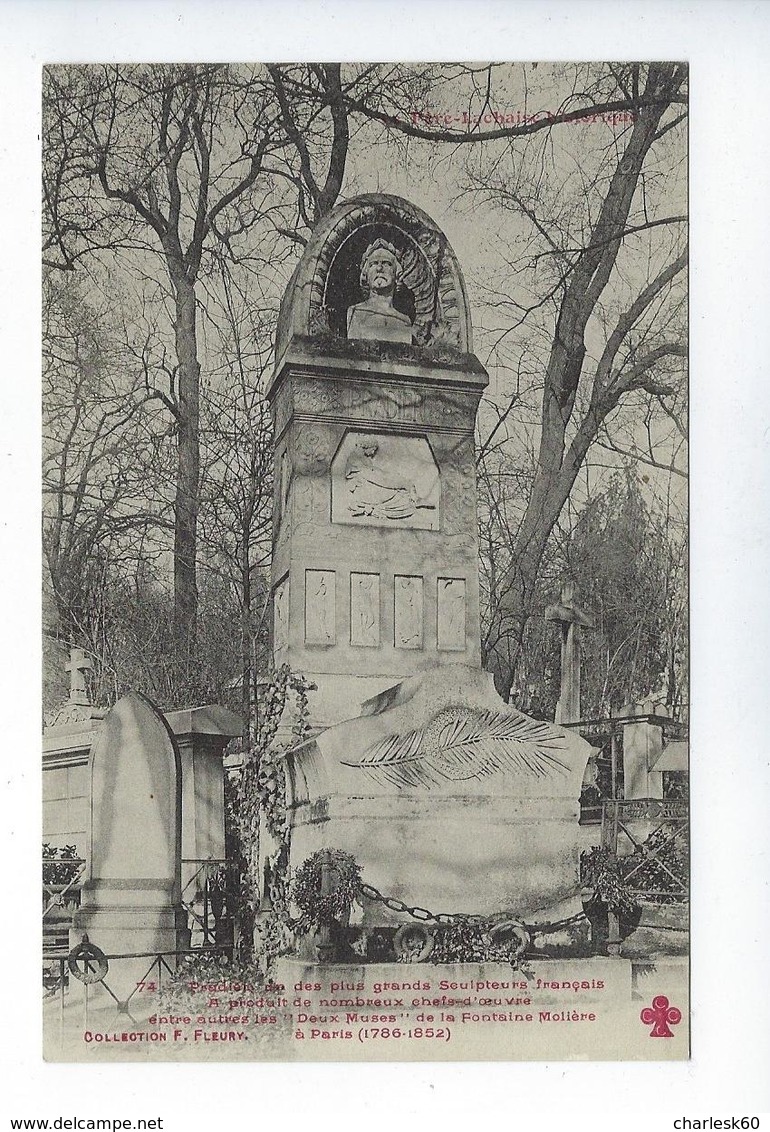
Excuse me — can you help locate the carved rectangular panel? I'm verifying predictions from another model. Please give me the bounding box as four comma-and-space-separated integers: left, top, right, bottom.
350, 572, 380, 647
305, 569, 336, 645
273, 575, 289, 654
437, 577, 466, 650
331, 432, 440, 530
394, 575, 423, 649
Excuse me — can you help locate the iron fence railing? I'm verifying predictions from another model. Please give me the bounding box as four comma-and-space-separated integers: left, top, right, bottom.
598, 797, 688, 955
42, 857, 241, 939
42, 858, 86, 920
43, 945, 232, 1049
181, 858, 241, 947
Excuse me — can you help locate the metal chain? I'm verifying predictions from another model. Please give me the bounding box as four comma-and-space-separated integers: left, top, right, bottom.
357, 880, 586, 933
359, 881, 506, 928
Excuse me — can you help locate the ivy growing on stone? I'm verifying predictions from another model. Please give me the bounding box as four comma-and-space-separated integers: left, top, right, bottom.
230, 663, 314, 969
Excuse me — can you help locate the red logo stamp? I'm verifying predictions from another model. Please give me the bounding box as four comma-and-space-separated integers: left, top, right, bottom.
640, 995, 682, 1037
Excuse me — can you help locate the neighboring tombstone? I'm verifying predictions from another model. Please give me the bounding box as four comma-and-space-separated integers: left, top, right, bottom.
71, 693, 187, 1001
612, 703, 688, 949
545, 582, 594, 725
620, 699, 670, 800
164, 705, 243, 901
44, 659, 241, 875
43, 647, 106, 858
655, 739, 688, 789
44, 645, 102, 731
65, 647, 91, 705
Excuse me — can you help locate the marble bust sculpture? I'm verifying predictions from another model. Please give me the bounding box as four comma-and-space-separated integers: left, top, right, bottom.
346, 238, 413, 345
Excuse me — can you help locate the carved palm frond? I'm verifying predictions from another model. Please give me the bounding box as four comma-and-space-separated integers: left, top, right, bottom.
341, 707, 570, 790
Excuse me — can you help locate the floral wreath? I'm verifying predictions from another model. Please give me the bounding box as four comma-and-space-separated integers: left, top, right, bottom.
290, 848, 362, 928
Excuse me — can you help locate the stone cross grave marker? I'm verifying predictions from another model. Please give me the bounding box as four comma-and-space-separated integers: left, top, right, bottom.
65, 647, 92, 706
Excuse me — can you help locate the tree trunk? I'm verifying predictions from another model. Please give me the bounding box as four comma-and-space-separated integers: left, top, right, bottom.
171, 274, 201, 666
486, 427, 597, 699
485, 503, 555, 701
241, 533, 252, 725
485, 65, 686, 701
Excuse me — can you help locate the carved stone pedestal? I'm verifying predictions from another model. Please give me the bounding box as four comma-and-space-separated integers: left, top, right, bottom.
274, 665, 594, 932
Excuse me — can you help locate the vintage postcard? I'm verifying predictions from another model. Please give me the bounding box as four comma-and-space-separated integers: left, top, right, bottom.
42, 61, 688, 1062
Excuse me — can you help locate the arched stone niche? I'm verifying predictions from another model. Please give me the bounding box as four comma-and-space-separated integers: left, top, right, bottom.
275, 194, 473, 361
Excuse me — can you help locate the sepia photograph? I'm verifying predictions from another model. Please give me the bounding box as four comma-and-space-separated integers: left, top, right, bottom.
39, 60, 691, 1063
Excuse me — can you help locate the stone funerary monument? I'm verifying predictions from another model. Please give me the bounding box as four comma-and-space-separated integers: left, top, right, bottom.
266, 194, 593, 945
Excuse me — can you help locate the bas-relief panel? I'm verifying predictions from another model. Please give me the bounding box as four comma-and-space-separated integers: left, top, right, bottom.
350, 572, 380, 647
442, 468, 477, 539
273, 576, 289, 654
331, 432, 440, 530
432, 434, 476, 539
279, 449, 291, 508
305, 569, 336, 646
437, 577, 467, 651
275, 473, 318, 553
394, 575, 423, 649
291, 476, 320, 538
275, 449, 291, 533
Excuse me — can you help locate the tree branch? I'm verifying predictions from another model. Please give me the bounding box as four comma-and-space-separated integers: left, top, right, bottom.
267, 65, 321, 217
614, 343, 687, 395
596, 250, 688, 392
315, 63, 350, 220
344, 92, 685, 144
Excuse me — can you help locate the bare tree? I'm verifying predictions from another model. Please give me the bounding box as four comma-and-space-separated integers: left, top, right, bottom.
565, 473, 687, 718
43, 63, 354, 671
479, 65, 687, 696
42, 271, 166, 644
43, 61, 688, 710
198, 267, 276, 720
343, 61, 687, 696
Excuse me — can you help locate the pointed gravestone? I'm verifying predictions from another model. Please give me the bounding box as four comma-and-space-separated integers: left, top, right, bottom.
71, 693, 187, 1001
